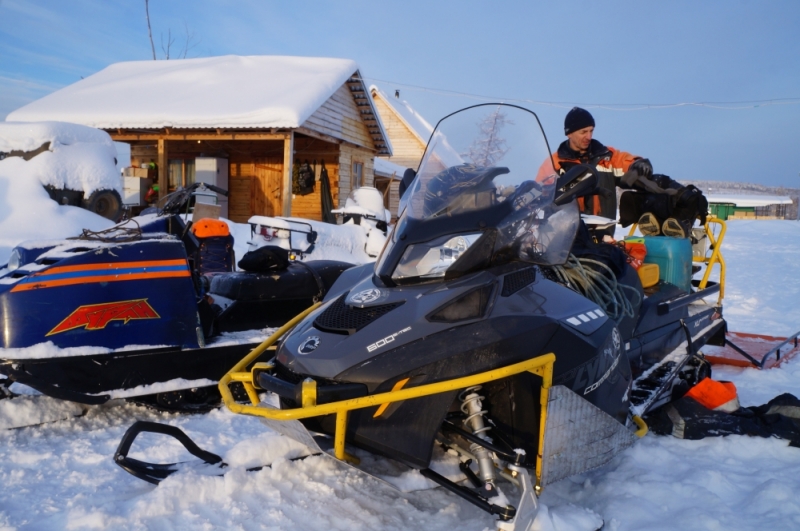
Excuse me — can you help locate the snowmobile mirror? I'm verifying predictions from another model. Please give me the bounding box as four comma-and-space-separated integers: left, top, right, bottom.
307, 230, 318, 245
554, 164, 600, 206
399, 168, 417, 199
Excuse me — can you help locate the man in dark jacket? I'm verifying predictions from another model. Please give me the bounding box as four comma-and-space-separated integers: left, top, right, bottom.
541, 107, 706, 237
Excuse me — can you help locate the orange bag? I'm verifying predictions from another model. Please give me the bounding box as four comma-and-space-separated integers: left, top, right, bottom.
686, 377, 740, 413
191, 218, 230, 238
620, 240, 647, 270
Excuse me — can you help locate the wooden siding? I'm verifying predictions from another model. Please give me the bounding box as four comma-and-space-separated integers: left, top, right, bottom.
291, 136, 341, 220
374, 177, 401, 219
371, 93, 426, 170
337, 144, 376, 208
303, 84, 376, 151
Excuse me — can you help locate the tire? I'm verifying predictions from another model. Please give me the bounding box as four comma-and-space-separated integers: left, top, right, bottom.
83, 189, 122, 221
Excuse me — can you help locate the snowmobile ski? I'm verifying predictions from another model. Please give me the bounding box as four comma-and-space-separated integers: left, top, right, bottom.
113, 420, 321, 485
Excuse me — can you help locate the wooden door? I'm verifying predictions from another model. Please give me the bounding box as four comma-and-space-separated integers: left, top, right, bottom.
254, 158, 283, 216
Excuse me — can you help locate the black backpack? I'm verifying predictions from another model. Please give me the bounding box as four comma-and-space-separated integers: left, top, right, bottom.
292, 160, 315, 196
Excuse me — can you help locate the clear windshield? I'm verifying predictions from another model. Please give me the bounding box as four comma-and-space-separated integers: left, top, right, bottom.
383, 104, 578, 280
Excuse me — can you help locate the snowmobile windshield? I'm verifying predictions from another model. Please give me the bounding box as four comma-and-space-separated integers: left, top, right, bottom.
376, 104, 579, 285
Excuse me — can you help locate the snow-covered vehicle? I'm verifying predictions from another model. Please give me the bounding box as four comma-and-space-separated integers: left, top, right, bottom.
118, 104, 730, 529
246, 186, 391, 262
0, 121, 124, 220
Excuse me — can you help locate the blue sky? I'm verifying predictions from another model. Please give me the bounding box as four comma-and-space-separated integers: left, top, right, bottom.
1, 0, 799, 187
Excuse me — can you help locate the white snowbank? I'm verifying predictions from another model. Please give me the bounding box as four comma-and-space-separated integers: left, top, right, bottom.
7, 56, 360, 130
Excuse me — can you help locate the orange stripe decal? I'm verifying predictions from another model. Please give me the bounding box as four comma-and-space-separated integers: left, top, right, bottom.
11, 270, 190, 292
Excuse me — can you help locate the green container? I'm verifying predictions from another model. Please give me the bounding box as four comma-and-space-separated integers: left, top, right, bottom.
626, 236, 692, 292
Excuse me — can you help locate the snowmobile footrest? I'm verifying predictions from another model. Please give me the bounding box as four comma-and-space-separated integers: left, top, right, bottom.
114, 420, 224, 485
420, 468, 516, 521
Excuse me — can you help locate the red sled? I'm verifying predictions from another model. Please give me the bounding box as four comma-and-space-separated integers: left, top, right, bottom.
704, 330, 800, 369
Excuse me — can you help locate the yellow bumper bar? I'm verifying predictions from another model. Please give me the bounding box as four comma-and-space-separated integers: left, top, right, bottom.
218, 302, 556, 488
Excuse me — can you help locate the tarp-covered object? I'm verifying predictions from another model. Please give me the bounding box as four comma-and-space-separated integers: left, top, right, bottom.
648, 392, 800, 446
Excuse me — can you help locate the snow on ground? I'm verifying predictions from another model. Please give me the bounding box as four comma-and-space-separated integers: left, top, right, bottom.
1, 219, 800, 530
0, 221, 800, 531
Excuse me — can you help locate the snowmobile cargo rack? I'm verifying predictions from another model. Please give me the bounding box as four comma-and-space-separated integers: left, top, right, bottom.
629, 217, 727, 307
217, 303, 560, 489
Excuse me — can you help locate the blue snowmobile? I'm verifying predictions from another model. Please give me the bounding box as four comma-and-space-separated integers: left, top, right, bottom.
0, 182, 353, 410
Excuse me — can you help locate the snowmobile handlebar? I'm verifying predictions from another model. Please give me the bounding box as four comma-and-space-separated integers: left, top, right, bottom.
158, 182, 229, 216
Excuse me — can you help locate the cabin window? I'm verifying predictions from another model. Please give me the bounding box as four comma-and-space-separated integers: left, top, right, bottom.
353, 161, 364, 188
168, 159, 196, 190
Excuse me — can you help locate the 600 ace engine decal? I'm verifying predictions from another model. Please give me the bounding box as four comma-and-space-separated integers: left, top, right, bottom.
11, 259, 190, 292
47, 299, 160, 336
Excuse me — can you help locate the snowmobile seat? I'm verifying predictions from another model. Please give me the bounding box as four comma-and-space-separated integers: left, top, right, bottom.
206, 260, 354, 332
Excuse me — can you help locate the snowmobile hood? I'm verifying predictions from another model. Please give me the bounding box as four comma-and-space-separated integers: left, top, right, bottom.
275, 264, 613, 382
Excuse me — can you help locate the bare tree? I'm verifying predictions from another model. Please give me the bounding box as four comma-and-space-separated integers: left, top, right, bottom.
465, 107, 513, 167
160, 28, 175, 59
144, 1, 200, 60
145, 0, 156, 60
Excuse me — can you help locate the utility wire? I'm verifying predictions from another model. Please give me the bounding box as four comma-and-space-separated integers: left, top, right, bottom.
360, 76, 800, 111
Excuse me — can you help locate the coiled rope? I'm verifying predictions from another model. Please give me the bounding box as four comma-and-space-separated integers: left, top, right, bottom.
551, 254, 640, 323
69, 218, 143, 243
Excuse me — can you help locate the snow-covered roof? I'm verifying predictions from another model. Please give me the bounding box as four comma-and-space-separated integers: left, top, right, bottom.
369, 85, 433, 144
7, 55, 360, 130
374, 157, 409, 178
706, 194, 794, 207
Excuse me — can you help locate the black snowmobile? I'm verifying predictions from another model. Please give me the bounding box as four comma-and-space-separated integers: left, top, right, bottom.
117, 104, 726, 530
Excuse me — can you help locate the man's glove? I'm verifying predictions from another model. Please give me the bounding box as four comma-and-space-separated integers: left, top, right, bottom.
629, 158, 653, 179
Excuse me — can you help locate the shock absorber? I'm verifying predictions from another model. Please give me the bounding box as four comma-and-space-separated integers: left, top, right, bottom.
460, 386, 497, 490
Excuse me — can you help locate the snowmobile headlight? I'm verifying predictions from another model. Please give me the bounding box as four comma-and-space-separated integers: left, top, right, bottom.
7, 249, 20, 271
392, 233, 482, 281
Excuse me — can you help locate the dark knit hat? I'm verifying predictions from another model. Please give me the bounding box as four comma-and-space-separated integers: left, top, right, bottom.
564, 107, 595, 135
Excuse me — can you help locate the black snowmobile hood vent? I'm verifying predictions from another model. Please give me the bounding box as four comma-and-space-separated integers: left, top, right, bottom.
501, 267, 537, 297
313, 292, 405, 335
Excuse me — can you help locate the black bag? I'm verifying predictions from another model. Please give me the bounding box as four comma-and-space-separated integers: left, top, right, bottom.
619, 181, 709, 230
292, 159, 315, 196
237, 245, 290, 272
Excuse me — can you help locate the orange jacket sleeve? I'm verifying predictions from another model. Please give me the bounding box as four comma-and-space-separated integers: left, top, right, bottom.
607, 146, 639, 174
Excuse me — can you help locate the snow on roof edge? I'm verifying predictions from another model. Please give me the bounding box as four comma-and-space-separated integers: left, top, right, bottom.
369, 85, 431, 145
707, 194, 794, 207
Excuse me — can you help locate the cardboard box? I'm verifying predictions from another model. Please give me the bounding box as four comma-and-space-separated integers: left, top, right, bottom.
123, 167, 156, 178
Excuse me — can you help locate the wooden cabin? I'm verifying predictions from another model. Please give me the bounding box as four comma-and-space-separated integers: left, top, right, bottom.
7, 55, 390, 223
369, 86, 432, 218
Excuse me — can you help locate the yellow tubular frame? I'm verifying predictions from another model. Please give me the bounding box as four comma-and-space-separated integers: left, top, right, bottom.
627, 217, 727, 306
219, 308, 556, 488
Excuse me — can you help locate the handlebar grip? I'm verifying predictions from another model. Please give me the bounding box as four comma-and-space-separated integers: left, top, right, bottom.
206, 184, 229, 197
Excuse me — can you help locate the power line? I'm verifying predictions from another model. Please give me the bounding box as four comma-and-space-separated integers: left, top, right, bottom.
360, 76, 800, 111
